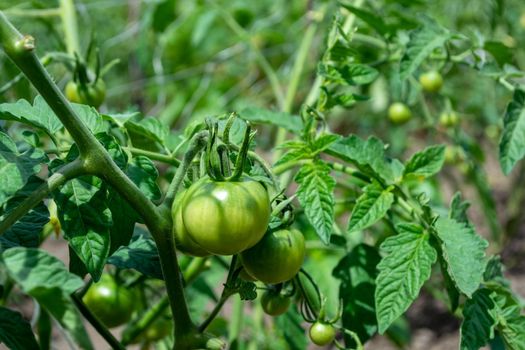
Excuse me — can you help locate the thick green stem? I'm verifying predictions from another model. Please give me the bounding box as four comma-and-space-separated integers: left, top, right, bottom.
72, 294, 125, 350
0, 159, 86, 235
0, 12, 196, 347
0, 12, 99, 157
59, 0, 81, 56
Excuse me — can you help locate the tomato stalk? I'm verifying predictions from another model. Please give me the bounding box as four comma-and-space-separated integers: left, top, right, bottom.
0, 12, 205, 349
72, 294, 125, 350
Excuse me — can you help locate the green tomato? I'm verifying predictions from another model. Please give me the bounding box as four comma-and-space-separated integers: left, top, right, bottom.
439, 111, 459, 127
172, 190, 210, 257
240, 229, 305, 284
388, 102, 412, 124
309, 322, 336, 346
261, 291, 291, 316
419, 71, 443, 93
82, 274, 136, 328
65, 79, 106, 108
182, 177, 271, 255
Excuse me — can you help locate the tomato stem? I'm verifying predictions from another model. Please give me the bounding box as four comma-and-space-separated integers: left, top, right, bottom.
72, 293, 125, 350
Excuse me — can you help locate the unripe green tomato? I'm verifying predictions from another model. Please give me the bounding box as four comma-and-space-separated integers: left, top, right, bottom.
172, 190, 210, 257
240, 229, 305, 284
82, 274, 136, 328
65, 79, 106, 108
388, 102, 412, 124
309, 322, 336, 346
419, 71, 443, 93
261, 291, 291, 316
444, 146, 459, 165
182, 177, 271, 255
439, 111, 459, 127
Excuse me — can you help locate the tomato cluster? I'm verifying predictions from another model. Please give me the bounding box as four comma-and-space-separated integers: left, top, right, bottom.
65, 79, 106, 108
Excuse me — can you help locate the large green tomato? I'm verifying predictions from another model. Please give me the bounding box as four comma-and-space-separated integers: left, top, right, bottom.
419, 71, 443, 93
82, 274, 136, 328
182, 177, 271, 255
261, 291, 291, 316
240, 229, 305, 284
65, 79, 106, 108
309, 322, 336, 346
172, 190, 210, 257
388, 102, 412, 124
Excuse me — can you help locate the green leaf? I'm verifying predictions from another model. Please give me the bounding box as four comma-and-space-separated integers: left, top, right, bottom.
489, 287, 525, 350
2, 248, 93, 350
125, 117, 169, 146
399, 19, 450, 80
311, 134, 341, 153
53, 174, 112, 281
3, 247, 83, 293
238, 107, 303, 133
499, 89, 525, 175
318, 63, 379, 86
0, 307, 40, 350
127, 156, 162, 202
449, 192, 470, 224
101, 111, 140, 128
295, 161, 335, 244
333, 244, 381, 347
403, 145, 445, 178
339, 3, 390, 36
237, 281, 257, 301
327, 135, 404, 184
0, 96, 62, 134
71, 103, 108, 134
434, 217, 488, 297
347, 182, 394, 233
0, 177, 49, 251
460, 289, 497, 350
108, 234, 162, 279
0, 132, 47, 206
375, 223, 437, 333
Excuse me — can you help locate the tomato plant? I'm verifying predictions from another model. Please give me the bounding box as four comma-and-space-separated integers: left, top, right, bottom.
0, 1, 524, 350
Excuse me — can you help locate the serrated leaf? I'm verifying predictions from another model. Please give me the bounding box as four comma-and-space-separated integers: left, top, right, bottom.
318, 63, 378, 86
53, 174, 112, 281
125, 117, 169, 146
0, 177, 49, 251
399, 19, 450, 80
375, 223, 437, 333
3, 249, 93, 349
327, 135, 404, 184
295, 161, 335, 244
339, 3, 390, 36
0, 96, 62, 134
347, 182, 394, 233
499, 89, 525, 175
102, 111, 141, 127
460, 289, 497, 350
238, 107, 303, 133
108, 234, 162, 279
311, 134, 341, 153
489, 287, 525, 350
0, 132, 47, 206
0, 307, 39, 350
71, 103, 108, 134
238, 281, 257, 301
403, 145, 445, 178
434, 217, 488, 297
449, 192, 470, 223
333, 244, 381, 346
